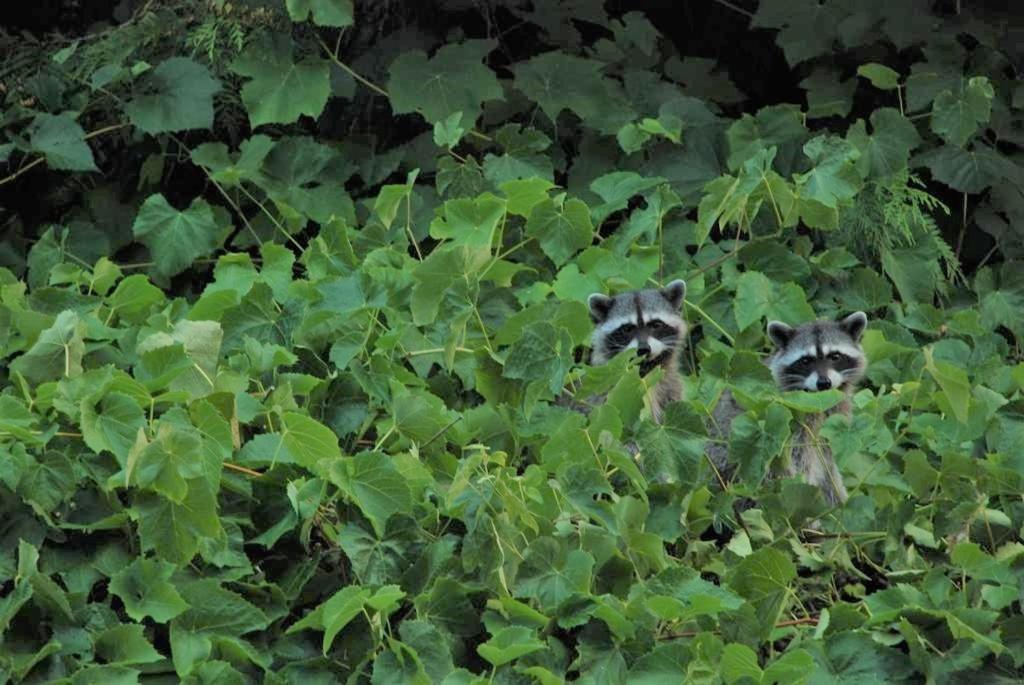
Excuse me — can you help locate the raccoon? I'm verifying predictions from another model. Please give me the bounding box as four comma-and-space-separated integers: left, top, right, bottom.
707, 312, 868, 506
585, 279, 687, 423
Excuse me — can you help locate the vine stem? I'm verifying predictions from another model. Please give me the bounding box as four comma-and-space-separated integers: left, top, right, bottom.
0, 122, 130, 187
316, 34, 389, 98
712, 0, 755, 18
223, 462, 263, 478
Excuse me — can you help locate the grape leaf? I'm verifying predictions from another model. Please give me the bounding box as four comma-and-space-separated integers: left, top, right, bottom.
388, 40, 501, 125
132, 194, 225, 279
27, 113, 98, 172
125, 57, 221, 134
232, 35, 330, 127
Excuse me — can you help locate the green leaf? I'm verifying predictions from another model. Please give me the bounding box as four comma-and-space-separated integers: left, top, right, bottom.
525, 197, 594, 266
502, 321, 574, 396
125, 57, 221, 134
500, 177, 554, 218
857, 63, 900, 90
722, 643, 763, 684
285, 0, 353, 27
392, 387, 458, 445
429, 194, 506, 249
81, 392, 146, 465
132, 194, 225, 279
478, 626, 546, 667
9, 310, 85, 383
734, 271, 774, 331
28, 113, 98, 171
94, 624, 164, 665
514, 537, 594, 612
388, 40, 501, 125
329, 452, 413, 536
846, 108, 921, 179
795, 135, 862, 209
281, 411, 341, 468
108, 274, 166, 323
513, 51, 635, 133
287, 584, 370, 654
107, 557, 190, 623
923, 347, 971, 423
232, 34, 330, 127
135, 484, 222, 564
728, 548, 796, 640
914, 143, 1024, 194
931, 76, 994, 147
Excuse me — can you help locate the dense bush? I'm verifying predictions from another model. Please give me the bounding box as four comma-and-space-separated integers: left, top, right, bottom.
1, 0, 1022, 682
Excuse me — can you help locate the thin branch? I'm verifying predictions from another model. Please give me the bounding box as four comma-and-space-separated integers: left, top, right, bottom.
224, 462, 263, 478
0, 122, 129, 187
316, 34, 389, 98
713, 0, 755, 19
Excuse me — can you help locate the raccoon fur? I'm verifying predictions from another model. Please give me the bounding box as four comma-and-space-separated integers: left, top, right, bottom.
584, 279, 688, 423
707, 312, 868, 506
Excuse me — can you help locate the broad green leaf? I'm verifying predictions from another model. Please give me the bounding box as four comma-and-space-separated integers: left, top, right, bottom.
726, 104, 807, 175
513, 51, 635, 133
28, 113, 98, 171
232, 34, 330, 127
108, 274, 165, 323
525, 197, 594, 266
285, 0, 353, 27
281, 411, 341, 468
734, 271, 774, 331
108, 558, 189, 623
80, 392, 146, 465
287, 584, 370, 654
914, 143, 1024, 194
329, 452, 413, 536
931, 76, 994, 147
502, 321, 574, 396
136, 320, 222, 399
500, 177, 555, 217
923, 347, 971, 423
429, 194, 506, 249
857, 63, 900, 90
722, 643, 762, 684
94, 624, 163, 665
478, 626, 546, 667
388, 40, 501, 124
135, 484, 222, 564
125, 57, 221, 134
846, 108, 921, 179
392, 387, 458, 445
795, 135, 862, 208
9, 310, 85, 382
132, 194, 225, 279
514, 537, 594, 612
728, 548, 796, 639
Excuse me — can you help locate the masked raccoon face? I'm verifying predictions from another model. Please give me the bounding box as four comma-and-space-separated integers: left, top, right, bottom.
588, 280, 687, 371
766, 312, 867, 392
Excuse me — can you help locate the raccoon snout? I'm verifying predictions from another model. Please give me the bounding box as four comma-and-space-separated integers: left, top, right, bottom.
636, 341, 651, 356
816, 377, 832, 391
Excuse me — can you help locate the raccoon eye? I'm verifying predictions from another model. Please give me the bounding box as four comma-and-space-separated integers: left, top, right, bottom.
650, 320, 674, 335
613, 323, 636, 336
796, 355, 814, 366
827, 351, 846, 362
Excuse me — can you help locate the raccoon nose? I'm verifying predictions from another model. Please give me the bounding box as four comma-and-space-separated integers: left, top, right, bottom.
636, 341, 651, 356
816, 377, 832, 391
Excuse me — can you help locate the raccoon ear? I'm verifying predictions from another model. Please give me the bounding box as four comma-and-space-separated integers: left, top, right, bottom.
766, 320, 794, 348
588, 293, 614, 323
661, 279, 686, 310
839, 311, 867, 341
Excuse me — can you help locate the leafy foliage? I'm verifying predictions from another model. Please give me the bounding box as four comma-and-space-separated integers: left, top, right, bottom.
1, 0, 1023, 682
